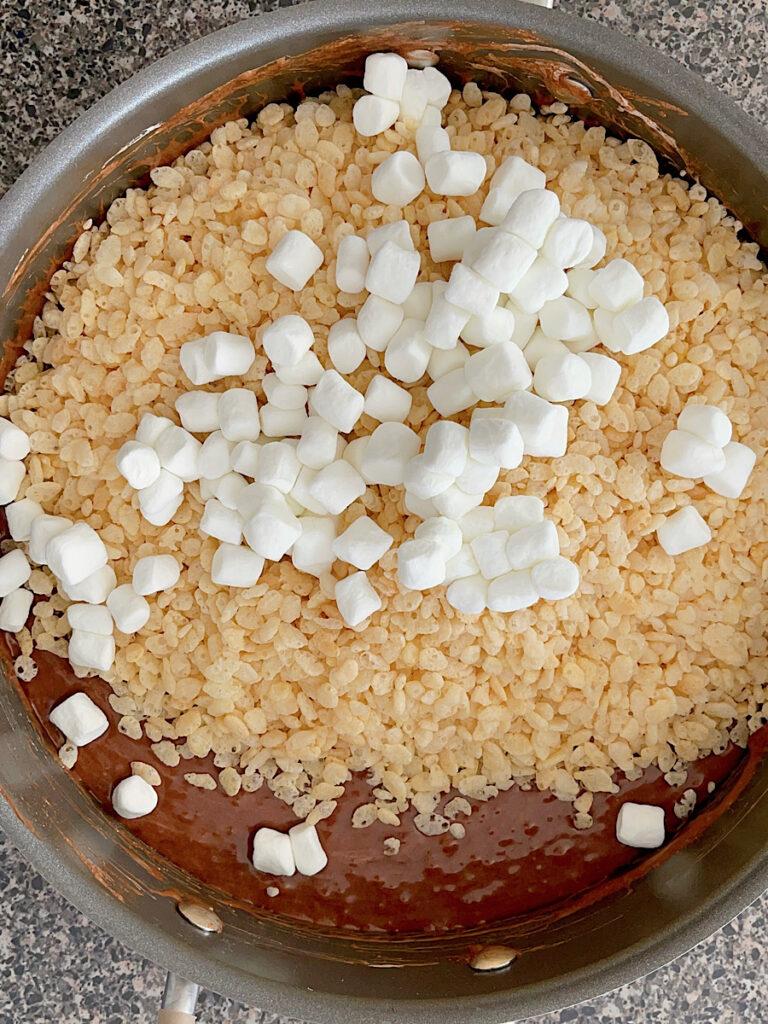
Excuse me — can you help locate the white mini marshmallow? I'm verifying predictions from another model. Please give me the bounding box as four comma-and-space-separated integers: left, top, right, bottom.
421, 65, 452, 107
240, 484, 302, 558
486, 569, 538, 612
660, 430, 726, 479
522, 331, 568, 370
657, 506, 711, 556
335, 571, 381, 627
365, 240, 421, 305
327, 319, 366, 375
46, 524, 107, 588
297, 417, 339, 470
290, 467, 327, 515
0, 588, 33, 632
610, 297, 670, 354
68, 629, 115, 672
211, 542, 265, 587
290, 516, 336, 577
132, 554, 180, 596
508, 303, 538, 350
107, 585, 150, 633
531, 556, 579, 600
414, 517, 463, 561
471, 530, 513, 581
343, 437, 374, 485
581, 352, 622, 406
501, 187, 560, 248
427, 215, 477, 263
0, 458, 25, 505
469, 413, 524, 469
433, 485, 483, 520
273, 351, 324, 387
465, 342, 532, 402
426, 367, 476, 417
423, 282, 471, 350
402, 281, 434, 321
427, 340, 469, 380
50, 692, 108, 746
252, 439, 301, 493
252, 827, 296, 876
576, 225, 607, 270
138, 470, 184, 520
469, 230, 537, 293
425, 150, 487, 197
444, 543, 480, 582
616, 802, 665, 849
371, 152, 425, 206
364, 375, 412, 423
403, 490, 438, 519
140, 495, 181, 530
289, 821, 328, 876
0, 418, 30, 460
154, 425, 202, 481
353, 94, 400, 136
266, 231, 323, 291
507, 256, 568, 314
230, 441, 261, 478
566, 268, 599, 309
363, 51, 408, 101
262, 373, 308, 411
703, 441, 757, 498
384, 319, 431, 383
416, 123, 450, 165
136, 413, 174, 447
112, 775, 158, 820
310, 371, 365, 433
533, 352, 592, 403
357, 294, 405, 352
335, 235, 370, 294
445, 264, 499, 319
175, 392, 221, 434
201, 498, 243, 544
397, 538, 446, 590
506, 521, 559, 570
399, 68, 430, 126
461, 305, 516, 349
402, 455, 453, 499
67, 603, 113, 636
589, 258, 644, 312
422, 421, 468, 478
361, 422, 420, 486
454, 456, 499, 497
539, 296, 593, 343
308, 461, 366, 515
202, 331, 255, 379
491, 156, 546, 197
494, 495, 544, 533
479, 187, 515, 227
541, 217, 594, 269
60, 565, 116, 605
260, 404, 308, 438
446, 574, 487, 614
366, 221, 415, 255
179, 338, 213, 386
333, 516, 393, 570
263, 314, 314, 369
677, 405, 732, 449
5, 498, 43, 542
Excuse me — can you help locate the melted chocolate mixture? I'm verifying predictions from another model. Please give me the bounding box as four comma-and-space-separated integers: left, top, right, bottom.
14, 646, 755, 934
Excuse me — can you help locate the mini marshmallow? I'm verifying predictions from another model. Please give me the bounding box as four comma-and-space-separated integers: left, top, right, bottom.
469, 413, 524, 469
308, 461, 366, 515
112, 775, 158, 820
677, 405, 732, 449
660, 430, 726, 479
426, 367, 476, 417
508, 303, 538, 350
273, 351, 324, 387
240, 485, 302, 558
363, 52, 408, 101
657, 506, 711, 556
262, 373, 308, 411
136, 413, 174, 447
211, 542, 265, 587
310, 371, 365, 433
230, 441, 261, 478
290, 516, 336, 576
402, 281, 434, 321
140, 493, 183, 528
343, 437, 374, 484
202, 331, 255, 379
610, 297, 670, 355
399, 68, 430, 126
423, 421, 469, 477
425, 150, 487, 197
468, 230, 537, 293
335, 571, 381, 627
421, 65, 452, 107
365, 240, 420, 305
289, 821, 328, 876
539, 296, 593, 343
402, 455, 453, 499
5, 498, 43, 542
364, 375, 412, 423
427, 215, 477, 263
432, 484, 483, 520
566, 268, 599, 309
297, 417, 339, 470
441, 267, 498, 324
446, 574, 487, 614
533, 352, 592, 403
60, 565, 116, 605
201, 498, 243, 544
531, 556, 579, 600
266, 231, 323, 291
175, 392, 221, 434
541, 217, 594, 269
0, 418, 30, 460
494, 495, 544, 533
179, 338, 214, 386
506, 521, 559, 571
67, 603, 113, 636
132, 555, 180, 596
353, 94, 400, 136
479, 188, 516, 227
487, 569, 538, 612
361, 423, 420, 486
357, 294, 405, 352
252, 440, 301, 493
68, 629, 116, 672
576, 225, 607, 270
507, 256, 568, 315
252, 827, 296, 876
416, 123, 450, 165
263, 314, 314, 369
138, 469, 183, 519
465, 342, 532, 402
327, 319, 366, 375
397, 539, 446, 590
290, 467, 328, 515
471, 530, 513, 580
333, 516, 393, 570
589, 259, 644, 313
413, 518, 463, 561
423, 282, 471, 350
107, 585, 150, 633
46, 524, 107, 588
444, 544, 480, 582
427, 340, 469, 380
335, 235, 370, 294
50, 692, 108, 746
461, 305, 516, 349
0, 459, 25, 505
403, 490, 438, 519
703, 441, 757, 498
572, 353, 619, 406
366, 220, 415, 255
616, 802, 665, 849
454, 456, 499, 497
384, 319, 431, 383
371, 152, 425, 206
154, 425, 202, 481
260, 404, 308, 438
501, 187, 560, 249
491, 156, 546, 197
0, 589, 33, 632
523, 331, 568, 370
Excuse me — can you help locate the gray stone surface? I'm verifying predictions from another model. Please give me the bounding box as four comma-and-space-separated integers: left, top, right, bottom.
0, 1, 766, 1021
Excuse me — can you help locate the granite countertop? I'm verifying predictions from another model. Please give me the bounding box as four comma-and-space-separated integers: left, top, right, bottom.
0, 1, 766, 1021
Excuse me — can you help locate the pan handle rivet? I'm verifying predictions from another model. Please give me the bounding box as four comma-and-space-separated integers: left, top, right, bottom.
405, 49, 439, 68
469, 945, 517, 972
176, 900, 223, 934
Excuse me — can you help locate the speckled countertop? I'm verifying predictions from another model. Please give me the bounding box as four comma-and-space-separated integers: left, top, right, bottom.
0, 1, 767, 1021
